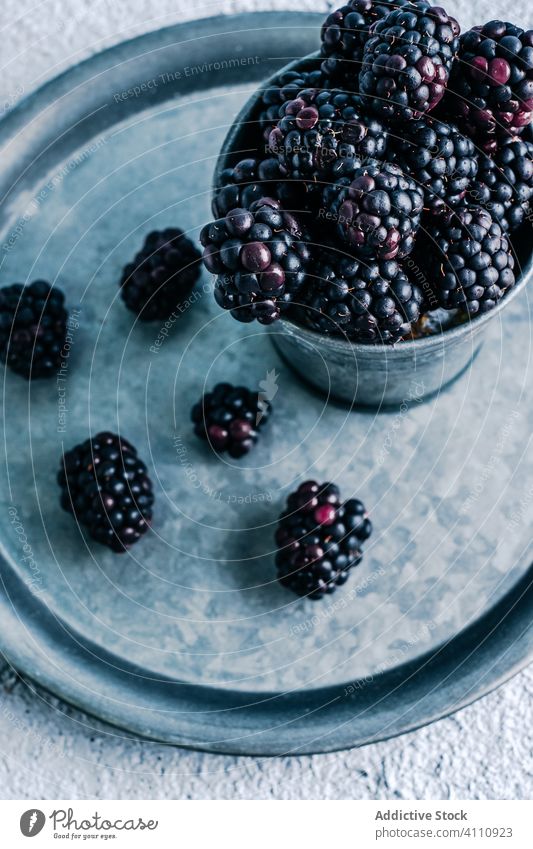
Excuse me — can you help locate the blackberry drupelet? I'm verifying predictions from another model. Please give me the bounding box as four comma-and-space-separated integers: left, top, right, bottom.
467, 138, 533, 232
191, 383, 271, 458
58, 432, 154, 553
322, 161, 424, 259
120, 229, 201, 321
0, 280, 68, 379
359, 1, 460, 122
422, 206, 515, 314
393, 117, 478, 213
446, 21, 533, 147
258, 66, 325, 142
275, 480, 372, 599
321, 0, 409, 88
295, 248, 424, 343
268, 88, 388, 188
201, 198, 311, 325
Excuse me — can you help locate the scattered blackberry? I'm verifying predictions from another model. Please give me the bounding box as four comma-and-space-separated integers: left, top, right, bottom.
446, 21, 533, 147
393, 117, 478, 213
58, 432, 154, 553
258, 65, 325, 142
359, 1, 460, 122
295, 249, 424, 343
268, 88, 388, 188
322, 161, 424, 259
467, 138, 533, 232
0, 280, 68, 379
120, 229, 201, 321
191, 383, 271, 458
321, 0, 409, 88
275, 480, 372, 599
201, 198, 311, 325
421, 206, 515, 314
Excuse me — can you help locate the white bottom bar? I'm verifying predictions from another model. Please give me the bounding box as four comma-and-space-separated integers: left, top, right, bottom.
3, 800, 532, 848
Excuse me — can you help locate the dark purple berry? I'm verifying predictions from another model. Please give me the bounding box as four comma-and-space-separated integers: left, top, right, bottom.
269, 87, 389, 189
393, 117, 478, 213
258, 64, 326, 142
322, 162, 424, 259
119, 229, 201, 321
418, 206, 515, 315
201, 199, 311, 325
275, 481, 372, 599
191, 383, 272, 458
359, 1, 460, 121
320, 0, 411, 88
467, 137, 533, 231
58, 432, 154, 553
294, 247, 424, 343
444, 21, 533, 147
0, 280, 69, 379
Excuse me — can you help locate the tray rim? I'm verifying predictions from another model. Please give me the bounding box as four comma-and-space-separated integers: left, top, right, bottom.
0, 10, 532, 756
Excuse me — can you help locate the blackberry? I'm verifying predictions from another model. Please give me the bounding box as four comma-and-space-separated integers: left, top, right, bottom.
191, 382, 271, 458
200, 198, 311, 325
393, 117, 478, 213
268, 88, 388, 188
446, 21, 533, 147
120, 229, 201, 321
275, 480, 372, 599
322, 161, 424, 259
58, 432, 154, 553
321, 0, 409, 88
359, 1, 460, 122
295, 248, 424, 343
258, 66, 325, 142
212, 157, 308, 217
467, 138, 533, 232
421, 206, 515, 314
213, 158, 276, 217
0, 280, 68, 379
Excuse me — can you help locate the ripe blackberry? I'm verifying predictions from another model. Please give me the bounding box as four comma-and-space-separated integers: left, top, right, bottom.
120, 229, 201, 321
212, 157, 307, 217
422, 206, 515, 314
0, 280, 68, 379
447, 21, 533, 147
467, 138, 533, 232
200, 198, 311, 325
321, 0, 409, 88
258, 66, 325, 142
191, 383, 271, 458
268, 88, 388, 187
322, 161, 424, 260
295, 249, 424, 343
394, 117, 478, 213
359, 1, 460, 122
275, 481, 372, 599
214, 158, 280, 217
58, 432, 154, 553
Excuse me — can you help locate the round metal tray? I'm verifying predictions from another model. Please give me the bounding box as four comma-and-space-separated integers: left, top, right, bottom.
0, 12, 533, 755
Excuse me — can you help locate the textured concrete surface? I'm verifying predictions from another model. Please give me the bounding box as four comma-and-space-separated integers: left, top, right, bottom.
0, 0, 532, 800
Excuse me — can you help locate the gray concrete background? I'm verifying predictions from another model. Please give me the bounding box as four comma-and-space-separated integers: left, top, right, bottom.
0, 0, 532, 800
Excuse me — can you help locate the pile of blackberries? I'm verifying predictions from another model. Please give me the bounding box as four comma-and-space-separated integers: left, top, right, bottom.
202, 2, 532, 343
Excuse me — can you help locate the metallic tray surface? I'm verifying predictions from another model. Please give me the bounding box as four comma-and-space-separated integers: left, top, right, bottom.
0, 12, 532, 754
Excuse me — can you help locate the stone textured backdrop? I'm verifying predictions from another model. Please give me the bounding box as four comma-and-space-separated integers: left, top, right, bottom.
0, 0, 532, 800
